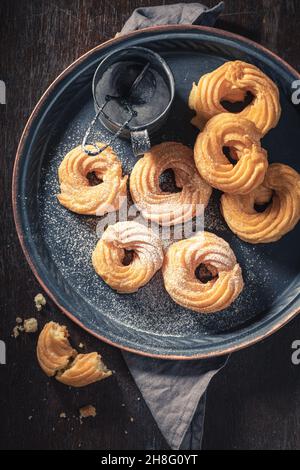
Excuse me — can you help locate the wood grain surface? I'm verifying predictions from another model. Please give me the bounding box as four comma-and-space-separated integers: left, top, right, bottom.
1, 0, 300, 450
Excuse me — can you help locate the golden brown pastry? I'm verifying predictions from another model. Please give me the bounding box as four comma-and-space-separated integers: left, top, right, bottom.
57, 143, 128, 215
56, 352, 112, 387
129, 142, 212, 226
221, 163, 300, 243
92, 221, 164, 293
162, 231, 244, 313
37, 322, 111, 387
189, 60, 281, 136
37, 322, 77, 377
194, 114, 268, 194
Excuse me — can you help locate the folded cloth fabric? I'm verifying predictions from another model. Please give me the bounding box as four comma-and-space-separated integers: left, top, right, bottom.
123, 353, 228, 450
120, 1, 227, 451
120, 2, 225, 34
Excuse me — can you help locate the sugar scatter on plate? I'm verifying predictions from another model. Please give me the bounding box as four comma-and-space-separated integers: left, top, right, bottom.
38, 98, 295, 339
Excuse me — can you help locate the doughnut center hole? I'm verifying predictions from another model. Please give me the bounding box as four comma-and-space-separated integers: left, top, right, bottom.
223, 146, 238, 165
195, 263, 219, 284
87, 171, 103, 186
221, 90, 254, 113
254, 192, 274, 213
159, 168, 182, 193
122, 249, 135, 266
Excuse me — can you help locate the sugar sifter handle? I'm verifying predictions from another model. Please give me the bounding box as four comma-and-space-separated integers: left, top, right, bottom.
130, 129, 151, 156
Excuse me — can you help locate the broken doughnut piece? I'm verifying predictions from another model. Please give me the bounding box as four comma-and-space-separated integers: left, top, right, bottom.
37, 322, 77, 377
37, 322, 111, 387
56, 352, 112, 387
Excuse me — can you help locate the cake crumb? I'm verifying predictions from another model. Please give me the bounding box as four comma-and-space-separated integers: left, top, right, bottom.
79, 405, 97, 419
59, 412, 67, 419
34, 293, 46, 311
28, 416, 33, 421
130, 417, 134, 422
12, 326, 20, 338
124, 430, 128, 435
16, 317, 23, 324
78, 342, 84, 349
24, 318, 38, 333
12, 325, 24, 338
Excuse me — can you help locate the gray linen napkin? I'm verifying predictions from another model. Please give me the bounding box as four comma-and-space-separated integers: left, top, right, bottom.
120, 2, 225, 34
123, 353, 228, 450
119, 2, 227, 450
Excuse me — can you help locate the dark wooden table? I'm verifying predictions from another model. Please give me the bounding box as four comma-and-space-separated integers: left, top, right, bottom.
1, 0, 300, 450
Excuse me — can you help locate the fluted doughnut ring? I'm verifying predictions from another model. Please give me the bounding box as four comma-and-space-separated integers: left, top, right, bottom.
57, 143, 128, 215
221, 163, 300, 243
162, 231, 244, 314
194, 114, 268, 194
189, 60, 281, 136
92, 221, 164, 293
130, 142, 212, 226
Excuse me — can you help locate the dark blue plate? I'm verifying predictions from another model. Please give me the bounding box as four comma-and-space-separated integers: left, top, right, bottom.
13, 26, 300, 359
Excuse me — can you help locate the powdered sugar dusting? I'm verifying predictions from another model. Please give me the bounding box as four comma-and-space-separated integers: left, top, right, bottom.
102, 221, 163, 269
37, 96, 296, 338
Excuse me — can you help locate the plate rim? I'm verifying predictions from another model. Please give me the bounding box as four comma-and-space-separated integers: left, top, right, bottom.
12, 24, 300, 360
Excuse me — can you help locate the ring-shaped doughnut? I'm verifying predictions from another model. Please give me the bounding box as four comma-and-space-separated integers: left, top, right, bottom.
129, 142, 212, 226
189, 60, 281, 136
162, 231, 244, 314
92, 221, 164, 293
221, 163, 300, 243
57, 143, 128, 215
194, 114, 268, 194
